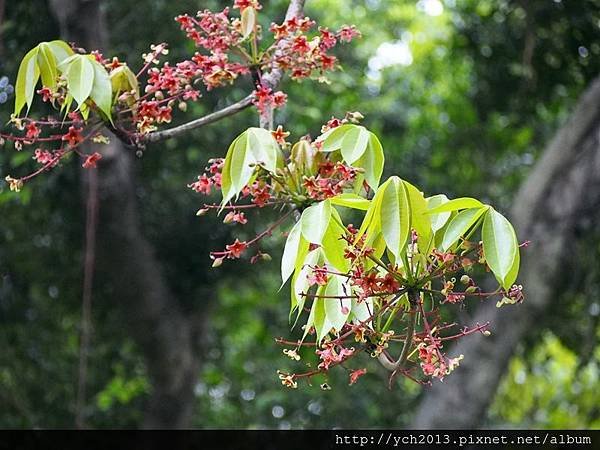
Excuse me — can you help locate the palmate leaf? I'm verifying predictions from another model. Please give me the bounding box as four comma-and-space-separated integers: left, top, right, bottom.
110, 65, 140, 99
379, 177, 410, 260
89, 59, 113, 121
62, 55, 95, 107
403, 180, 432, 254
340, 125, 370, 164
323, 274, 351, 333
300, 199, 332, 245
328, 193, 370, 210
353, 131, 384, 191
482, 208, 520, 290
441, 206, 487, 251
427, 197, 484, 214
14, 47, 40, 116
221, 128, 282, 205
14, 40, 74, 116
36, 43, 58, 90
426, 194, 451, 232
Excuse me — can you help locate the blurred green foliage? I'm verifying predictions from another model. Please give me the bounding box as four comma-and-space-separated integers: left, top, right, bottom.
1, 0, 599, 428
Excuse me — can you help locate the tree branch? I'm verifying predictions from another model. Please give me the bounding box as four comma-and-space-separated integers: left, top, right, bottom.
140, 0, 306, 143
142, 94, 254, 144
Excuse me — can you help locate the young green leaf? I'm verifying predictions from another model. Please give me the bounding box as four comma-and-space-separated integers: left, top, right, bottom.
14, 46, 40, 116
403, 180, 432, 253
322, 211, 350, 272
110, 65, 140, 99
482, 208, 520, 290
427, 197, 484, 214
380, 177, 410, 259
64, 55, 95, 107
324, 275, 351, 332
441, 207, 487, 251
292, 248, 321, 323
89, 59, 113, 121
281, 221, 302, 285
47, 40, 74, 65
426, 194, 451, 232
318, 124, 354, 152
329, 193, 370, 210
300, 199, 332, 244
240, 7, 256, 39
353, 131, 384, 191
340, 125, 369, 164
36, 42, 58, 90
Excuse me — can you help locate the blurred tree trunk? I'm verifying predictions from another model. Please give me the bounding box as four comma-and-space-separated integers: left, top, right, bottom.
413, 76, 600, 428
49, 0, 203, 428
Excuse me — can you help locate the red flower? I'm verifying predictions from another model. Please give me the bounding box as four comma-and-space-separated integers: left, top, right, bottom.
233, 0, 261, 11
25, 122, 41, 140
82, 152, 102, 169
188, 175, 212, 195
307, 265, 329, 286
271, 125, 290, 145
349, 368, 367, 385
62, 126, 83, 147
37, 87, 53, 103
226, 239, 248, 258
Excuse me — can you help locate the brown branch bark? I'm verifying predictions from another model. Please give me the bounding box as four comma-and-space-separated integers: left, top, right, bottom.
412, 76, 600, 428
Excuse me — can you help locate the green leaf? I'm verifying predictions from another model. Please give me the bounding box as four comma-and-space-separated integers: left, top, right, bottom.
36, 42, 58, 89
427, 197, 484, 214
221, 128, 281, 205
281, 221, 302, 285
426, 194, 451, 232
110, 65, 140, 98
482, 208, 520, 290
64, 55, 95, 107
292, 248, 321, 323
340, 125, 370, 164
89, 59, 113, 121
324, 275, 351, 332
441, 207, 487, 251
240, 7, 256, 39
322, 209, 350, 272
351, 296, 373, 326
47, 40, 74, 65
318, 124, 354, 152
353, 131, 384, 190
380, 177, 410, 259
14, 46, 40, 116
329, 193, 370, 210
403, 180, 432, 254
300, 199, 332, 244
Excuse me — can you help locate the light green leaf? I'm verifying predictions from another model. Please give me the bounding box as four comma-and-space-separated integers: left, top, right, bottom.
36, 42, 58, 89
351, 296, 373, 326
240, 7, 256, 39
322, 209, 349, 272
90, 59, 113, 121
341, 125, 370, 164
403, 180, 432, 253
221, 128, 281, 205
329, 193, 370, 210
64, 55, 95, 107
281, 221, 302, 285
380, 177, 410, 259
353, 131, 384, 190
427, 197, 484, 214
47, 40, 74, 65
441, 207, 487, 251
324, 275, 351, 332
318, 124, 354, 152
292, 248, 321, 322
14, 46, 40, 116
427, 194, 451, 232
110, 65, 140, 98
482, 208, 520, 290
301, 199, 332, 244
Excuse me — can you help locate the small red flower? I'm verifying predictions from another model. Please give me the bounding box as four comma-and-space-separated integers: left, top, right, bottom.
62, 126, 83, 147
226, 239, 248, 258
25, 122, 41, 140
307, 265, 329, 286
349, 368, 367, 385
82, 152, 102, 169
188, 175, 212, 195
